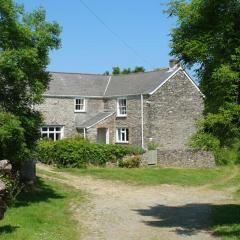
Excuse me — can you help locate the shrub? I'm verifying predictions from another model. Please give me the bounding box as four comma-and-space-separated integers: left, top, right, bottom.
35, 137, 144, 168
35, 139, 56, 165
189, 132, 240, 165
214, 141, 240, 165
189, 132, 220, 151
118, 156, 141, 168
147, 141, 158, 150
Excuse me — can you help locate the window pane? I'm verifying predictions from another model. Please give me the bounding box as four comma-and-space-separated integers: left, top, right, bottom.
75, 99, 84, 111
78, 129, 84, 134
118, 99, 127, 115
121, 132, 125, 141
126, 129, 129, 141
55, 133, 61, 140
49, 127, 54, 132
121, 106, 126, 115
42, 127, 47, 131
118, 129, 121, 141
42, 133, 48, 138
120, 99, 126, 107
55, 127, 61, 131
49, 133, 55, 140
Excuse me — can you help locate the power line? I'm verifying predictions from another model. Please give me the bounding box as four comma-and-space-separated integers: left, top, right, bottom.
79, 0, 154, 68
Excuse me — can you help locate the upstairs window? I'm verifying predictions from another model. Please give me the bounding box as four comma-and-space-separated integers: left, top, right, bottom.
75, 98, 86, 112
117, 98, 127, 116
41, 126, 64, 141
116, 128, 129, 143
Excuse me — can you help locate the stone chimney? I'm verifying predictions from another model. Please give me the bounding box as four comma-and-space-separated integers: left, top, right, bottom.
169, 58, 180, 71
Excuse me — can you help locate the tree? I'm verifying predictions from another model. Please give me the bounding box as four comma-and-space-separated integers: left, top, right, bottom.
112, 67, 121, 75
121, 68, 131, 74
167, 0, 240, 113
111, 66, 145, 75
0, 112, 25, 164
0, 0, 61, 165
133, 66, 145, 73
167, 0, 240, 156
103, 71, 110, 76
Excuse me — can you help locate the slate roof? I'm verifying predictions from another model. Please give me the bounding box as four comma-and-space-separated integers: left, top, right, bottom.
45, 68, 176, 97
104, 69, 173, 97
46, 72, 110, 97
75, 112, 114, 129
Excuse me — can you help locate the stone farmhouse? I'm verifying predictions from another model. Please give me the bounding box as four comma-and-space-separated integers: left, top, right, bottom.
37, 60, 204, 151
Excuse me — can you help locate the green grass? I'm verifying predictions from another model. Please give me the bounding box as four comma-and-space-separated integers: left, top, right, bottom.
211, 167, 240, 240
212, 204, 240, 240
37, 168, 67, 180
0, 177, 84, 240
56, 166, 232, 186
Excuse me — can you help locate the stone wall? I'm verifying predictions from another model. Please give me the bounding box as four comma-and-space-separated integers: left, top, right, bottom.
143, 69, 204, 150
157, 149, 216, 168
36, 97, 104, 137
104, 96, 143, 146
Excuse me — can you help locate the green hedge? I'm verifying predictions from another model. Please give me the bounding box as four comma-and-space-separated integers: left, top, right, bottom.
35, 137, 144, 168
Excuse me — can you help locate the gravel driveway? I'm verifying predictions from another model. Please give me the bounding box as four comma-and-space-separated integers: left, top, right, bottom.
38, 164, 232, 240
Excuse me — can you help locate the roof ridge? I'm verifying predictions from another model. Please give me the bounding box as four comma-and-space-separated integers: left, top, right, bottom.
50, 68, 168, 77
50, 71, 106, 76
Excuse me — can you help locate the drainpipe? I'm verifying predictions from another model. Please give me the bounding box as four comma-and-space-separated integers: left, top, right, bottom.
141, 94, 144, 149
83, 128, 86, 139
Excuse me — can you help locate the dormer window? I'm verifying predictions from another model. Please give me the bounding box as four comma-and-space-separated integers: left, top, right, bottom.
75, 98, 86, 112
117, 98, 127, 117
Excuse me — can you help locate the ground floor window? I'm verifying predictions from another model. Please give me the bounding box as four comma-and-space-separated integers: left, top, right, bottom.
41, 126, 64, 141
116, 128, 129, 143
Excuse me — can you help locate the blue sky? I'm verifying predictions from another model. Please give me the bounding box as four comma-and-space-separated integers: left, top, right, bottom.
16, 0, 182, 75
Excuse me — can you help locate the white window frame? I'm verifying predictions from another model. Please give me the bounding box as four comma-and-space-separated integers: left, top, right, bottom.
116, 128, 129, 143
74, 98, 86, 112
117, 98, 127, 117
41, 126, 64, 141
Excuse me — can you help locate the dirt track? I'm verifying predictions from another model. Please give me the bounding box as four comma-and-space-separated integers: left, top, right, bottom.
38, 164, 233, 240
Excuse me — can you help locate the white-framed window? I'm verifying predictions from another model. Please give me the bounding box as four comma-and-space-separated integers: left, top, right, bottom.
117, 98, 127, 116
116, 128, 129, 143
75, 98, 86, 112
41, 126, 64, 141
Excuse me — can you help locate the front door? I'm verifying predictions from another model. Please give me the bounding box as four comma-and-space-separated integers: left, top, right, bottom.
97, 128, 109, 144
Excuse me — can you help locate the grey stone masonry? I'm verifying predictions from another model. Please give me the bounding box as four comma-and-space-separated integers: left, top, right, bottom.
36, 68, 204, 154
157, 149, 216, 168
104, 96, 143, 146
87, 113, 116, 143
143, 69, 204, 150
36, 97, 105, 137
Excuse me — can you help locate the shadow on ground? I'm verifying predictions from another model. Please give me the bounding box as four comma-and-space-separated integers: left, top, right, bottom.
14, 177, 64, 208
0, 225, 19, 234
134, 203, 240, 238
212, 204, 240, 238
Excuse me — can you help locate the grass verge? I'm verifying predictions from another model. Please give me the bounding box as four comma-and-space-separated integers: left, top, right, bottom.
56, 166, 232, 186
211, 167, 240, 240
0, 177, 84, 240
